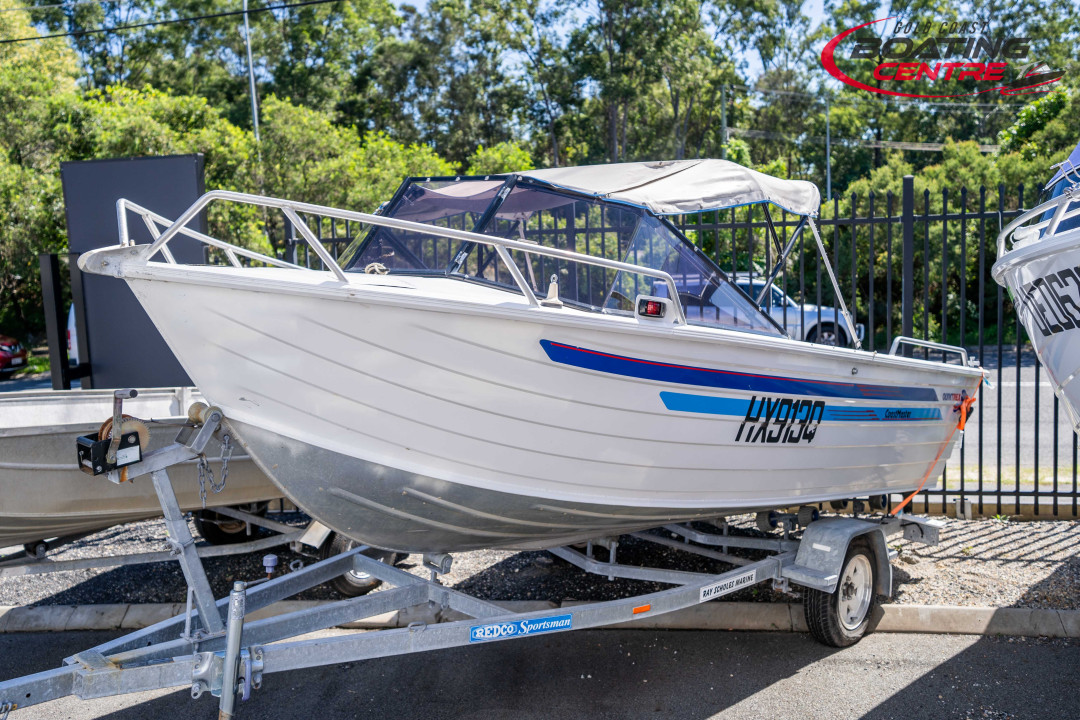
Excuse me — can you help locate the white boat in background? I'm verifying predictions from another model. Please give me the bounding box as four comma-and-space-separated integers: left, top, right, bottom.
79, 159, 985, 554
0, 387, 281, 549
993, 143, 1080, 434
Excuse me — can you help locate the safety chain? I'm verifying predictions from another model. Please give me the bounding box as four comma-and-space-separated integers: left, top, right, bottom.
196, 434, 232, 508
219, 433, 233, 488
1, 701, 14, 720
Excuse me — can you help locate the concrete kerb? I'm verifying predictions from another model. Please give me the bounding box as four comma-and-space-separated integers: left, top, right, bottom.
0, 601, 1077, 638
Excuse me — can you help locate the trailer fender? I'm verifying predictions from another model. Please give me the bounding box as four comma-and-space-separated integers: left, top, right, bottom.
782, 518, 892, 597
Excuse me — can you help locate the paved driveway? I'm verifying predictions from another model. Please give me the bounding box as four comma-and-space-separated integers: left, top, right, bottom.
2, 629, 1076, 719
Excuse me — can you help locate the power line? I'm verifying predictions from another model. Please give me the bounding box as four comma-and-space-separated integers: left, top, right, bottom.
0, 0, 346, 44
727, 126, 1000, 153
729, 82, 1032, 110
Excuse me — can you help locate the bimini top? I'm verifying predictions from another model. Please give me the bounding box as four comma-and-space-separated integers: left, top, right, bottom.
520, 159, 821, 217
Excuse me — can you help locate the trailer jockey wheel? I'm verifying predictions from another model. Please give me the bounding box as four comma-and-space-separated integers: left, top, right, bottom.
804, 538, 877, 647
319, 533, 402, 598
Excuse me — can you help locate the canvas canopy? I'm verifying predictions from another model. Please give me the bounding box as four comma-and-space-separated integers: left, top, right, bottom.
520, 159, 821, 217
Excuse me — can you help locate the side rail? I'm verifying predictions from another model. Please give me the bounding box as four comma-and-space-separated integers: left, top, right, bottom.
116, 199, 307, 273
996, 183, 1080, 258
888, 336, 969, 366
119, 190, 688, 325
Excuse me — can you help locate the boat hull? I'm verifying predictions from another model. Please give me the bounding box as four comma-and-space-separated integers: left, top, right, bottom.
0, 388, 282, 548
111, 264, 982, 553
993, 227, 1080, 434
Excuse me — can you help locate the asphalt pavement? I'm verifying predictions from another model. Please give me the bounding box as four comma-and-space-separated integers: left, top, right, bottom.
0, 376, 77, 392
1, 630, 1076, 719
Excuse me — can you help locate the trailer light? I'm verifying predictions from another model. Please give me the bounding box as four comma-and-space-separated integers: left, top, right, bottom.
638, 299, 665, 318
632, 604, 651, 615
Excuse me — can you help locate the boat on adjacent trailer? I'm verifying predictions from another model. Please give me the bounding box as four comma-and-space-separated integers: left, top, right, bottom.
993, 143, 1080, 434
0, 386, 281, 553
76, 159, 984, 555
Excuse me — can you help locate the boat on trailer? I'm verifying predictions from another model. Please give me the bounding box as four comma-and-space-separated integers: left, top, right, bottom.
77, 159, 983, 554
993, 143, 1080, 434
0, 159, 977, 716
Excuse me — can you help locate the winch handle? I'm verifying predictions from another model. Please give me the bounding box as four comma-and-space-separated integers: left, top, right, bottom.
106, 389, 138, 464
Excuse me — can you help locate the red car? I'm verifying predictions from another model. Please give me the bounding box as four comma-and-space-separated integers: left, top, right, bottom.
0, 334, 28, 377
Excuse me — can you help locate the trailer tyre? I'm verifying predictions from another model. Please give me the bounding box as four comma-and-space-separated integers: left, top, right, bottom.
194, 502, 268, 545
804, 538, 877, 647
320, 533, 401, 598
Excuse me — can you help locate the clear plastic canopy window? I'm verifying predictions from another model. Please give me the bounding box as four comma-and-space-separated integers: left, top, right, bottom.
343, 177, 783, 336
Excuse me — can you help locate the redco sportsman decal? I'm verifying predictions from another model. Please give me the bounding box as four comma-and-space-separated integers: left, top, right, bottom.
735, 396, 826, 444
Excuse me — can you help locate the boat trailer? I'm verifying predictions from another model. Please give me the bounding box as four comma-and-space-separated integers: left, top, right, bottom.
0, 504, 310, 581
0, 398, 944, 718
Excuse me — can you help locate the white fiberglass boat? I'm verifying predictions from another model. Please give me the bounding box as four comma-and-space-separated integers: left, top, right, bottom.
0, 387, 281, 549
993, 143, 1080, 433
79, 160, 984, 553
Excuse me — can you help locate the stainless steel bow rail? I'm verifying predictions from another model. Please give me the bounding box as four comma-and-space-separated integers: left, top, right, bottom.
0, 403, 945, 717
114, 190, 690, 325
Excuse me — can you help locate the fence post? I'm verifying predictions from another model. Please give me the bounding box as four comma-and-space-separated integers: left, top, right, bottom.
39, 253, 72, 390
901, 175, 915, 355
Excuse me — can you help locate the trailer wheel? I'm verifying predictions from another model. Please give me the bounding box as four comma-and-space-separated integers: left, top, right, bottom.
804, 538, 877, 647
194, 502, 268, 545
320, 533, 400, 598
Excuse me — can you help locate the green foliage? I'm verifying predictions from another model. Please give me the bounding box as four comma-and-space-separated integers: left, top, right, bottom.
754, 156, 788, 180
720, 138, 752, 167
995, 91, 1080, 192
466, 142, 534, 174
997, 90, 1070, 155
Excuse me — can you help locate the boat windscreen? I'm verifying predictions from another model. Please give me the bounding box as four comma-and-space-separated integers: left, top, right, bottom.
616, 215, 782, 335
342, 178, 504, 272
468, 184, 781, 335
1036, 178, 1080, 235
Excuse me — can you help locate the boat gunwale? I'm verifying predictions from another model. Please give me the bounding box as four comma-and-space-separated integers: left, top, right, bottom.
102, 253, 985, 387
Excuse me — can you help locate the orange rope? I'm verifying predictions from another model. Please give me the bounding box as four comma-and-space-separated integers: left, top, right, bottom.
890, 389, 979, 516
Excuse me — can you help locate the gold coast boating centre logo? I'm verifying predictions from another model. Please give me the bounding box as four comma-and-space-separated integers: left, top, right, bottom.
821, 17, 1065, 99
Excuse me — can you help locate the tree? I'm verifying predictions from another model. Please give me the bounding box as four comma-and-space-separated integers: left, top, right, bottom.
0, 0, 79, 338
466, 141, 534, 174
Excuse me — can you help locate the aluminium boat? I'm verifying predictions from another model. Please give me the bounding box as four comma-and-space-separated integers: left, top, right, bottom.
993, 142, 1080, 433
79, 160, 984, 553
0, 387, 281, 549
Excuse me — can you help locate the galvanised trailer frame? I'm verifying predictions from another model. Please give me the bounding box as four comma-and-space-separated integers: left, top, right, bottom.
0, 397, 943, 719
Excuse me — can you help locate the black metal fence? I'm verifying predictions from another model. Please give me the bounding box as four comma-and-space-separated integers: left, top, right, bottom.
282, 176, 1075, 519
674, 175, 1076, 519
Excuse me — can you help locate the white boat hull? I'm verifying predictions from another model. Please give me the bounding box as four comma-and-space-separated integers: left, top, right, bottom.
0, 388, 281, 548
108, 262, 982, 553
993, 226, 1080, 434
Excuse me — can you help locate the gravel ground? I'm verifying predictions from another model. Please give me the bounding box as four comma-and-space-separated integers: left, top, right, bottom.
0, 514, 1076, 610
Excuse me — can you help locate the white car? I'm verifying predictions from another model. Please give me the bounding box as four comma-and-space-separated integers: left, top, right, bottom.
735, 280, 865, 347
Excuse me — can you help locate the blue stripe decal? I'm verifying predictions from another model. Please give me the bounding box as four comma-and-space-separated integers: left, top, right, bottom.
660, 392, 942, 421
540, 339, 939, 402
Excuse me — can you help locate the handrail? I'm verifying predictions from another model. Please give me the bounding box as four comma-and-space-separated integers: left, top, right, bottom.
126, 189, 689, 323
116, 199, 306, 272
888, 336, 969, 366
996, 185, 1080, 260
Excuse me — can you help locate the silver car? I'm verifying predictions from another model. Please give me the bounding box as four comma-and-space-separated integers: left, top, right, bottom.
735, 281, 865, 347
